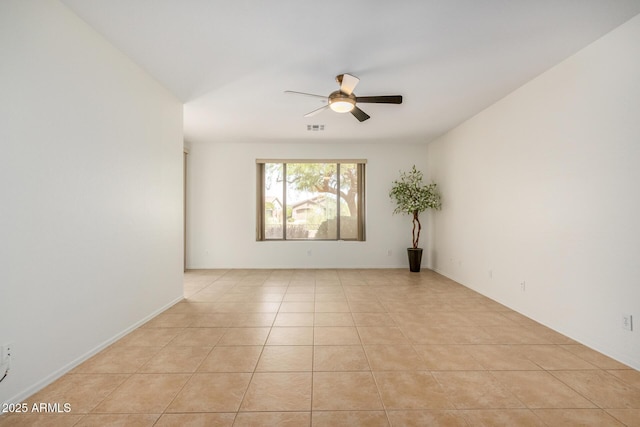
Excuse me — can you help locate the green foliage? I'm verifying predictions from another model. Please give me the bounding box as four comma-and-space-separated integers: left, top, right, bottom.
389, 165, 441, 248
389, 165, 441, 215
315, 216, 358, 240
265, 224, 308, 239
286, 163, 338, 192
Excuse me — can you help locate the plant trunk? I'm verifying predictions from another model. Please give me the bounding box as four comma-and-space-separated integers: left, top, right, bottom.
343, 192, 357, 218
412, 211, 421, 249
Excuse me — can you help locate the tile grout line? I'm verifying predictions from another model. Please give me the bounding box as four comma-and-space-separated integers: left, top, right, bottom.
229, 274, 277, 420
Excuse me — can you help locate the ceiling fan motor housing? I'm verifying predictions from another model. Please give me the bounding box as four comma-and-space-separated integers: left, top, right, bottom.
328, 90, 356, 113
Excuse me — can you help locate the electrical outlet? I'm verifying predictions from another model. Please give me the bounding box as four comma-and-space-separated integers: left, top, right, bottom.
520, 281, 526, 292
622, 314, 633, 331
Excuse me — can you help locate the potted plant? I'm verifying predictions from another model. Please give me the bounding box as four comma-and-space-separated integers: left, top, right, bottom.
389, 165, 442, 272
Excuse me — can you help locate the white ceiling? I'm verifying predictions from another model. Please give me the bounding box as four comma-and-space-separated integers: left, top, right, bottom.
60, 0, 640, 144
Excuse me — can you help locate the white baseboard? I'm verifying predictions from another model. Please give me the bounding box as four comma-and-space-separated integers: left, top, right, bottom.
3, 295, 184, 406
431, 268, 640, 370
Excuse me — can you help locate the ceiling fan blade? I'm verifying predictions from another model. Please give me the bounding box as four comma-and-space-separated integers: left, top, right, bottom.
339, 73, 359, 95
304, 104, 329, 117
284, 90, 327, 100
355, 95, 403, 104
350, 106, 370, 122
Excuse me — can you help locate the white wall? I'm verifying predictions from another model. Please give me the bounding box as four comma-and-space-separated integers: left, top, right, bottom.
186, 141, 429, 269
0, 0, 184, 404
426, 14, 640, 368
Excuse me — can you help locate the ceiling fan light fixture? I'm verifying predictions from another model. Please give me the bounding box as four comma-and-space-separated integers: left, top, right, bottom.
329, 97, 355, 113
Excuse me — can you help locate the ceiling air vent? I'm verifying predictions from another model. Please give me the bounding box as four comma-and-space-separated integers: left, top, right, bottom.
307, 124, 325, 131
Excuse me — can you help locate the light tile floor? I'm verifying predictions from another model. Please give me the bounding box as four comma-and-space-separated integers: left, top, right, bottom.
2, 269, 640, 426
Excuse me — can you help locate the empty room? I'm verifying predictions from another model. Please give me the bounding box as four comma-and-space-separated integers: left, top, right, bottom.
1, 0, 639, 426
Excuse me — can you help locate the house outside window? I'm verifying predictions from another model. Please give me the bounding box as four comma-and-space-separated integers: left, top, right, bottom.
256, 160, 366, 241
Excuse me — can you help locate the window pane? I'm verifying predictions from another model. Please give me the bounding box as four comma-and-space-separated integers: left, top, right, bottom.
264, 163, 283, 239
286, 163, 338, 240
339, 163, 358, 239
257, 159, 365, 241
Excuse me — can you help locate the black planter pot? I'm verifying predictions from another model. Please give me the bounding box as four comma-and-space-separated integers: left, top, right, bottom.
407, 248, 423, 272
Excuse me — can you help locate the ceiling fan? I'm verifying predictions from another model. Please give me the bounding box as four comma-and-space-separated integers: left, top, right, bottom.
285, 73, 402, 122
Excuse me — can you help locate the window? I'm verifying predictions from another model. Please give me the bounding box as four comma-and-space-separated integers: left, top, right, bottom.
256, 160, 366, 241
